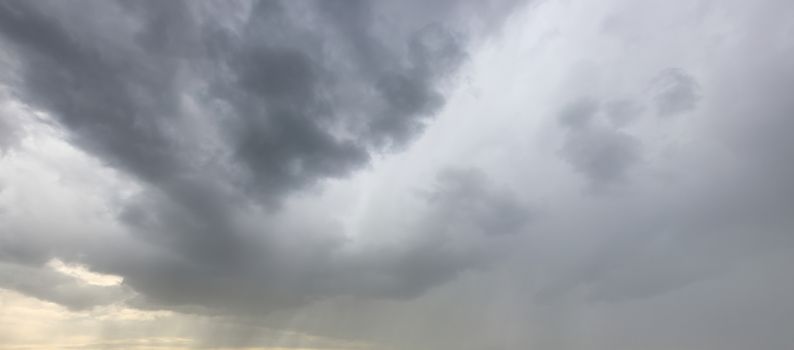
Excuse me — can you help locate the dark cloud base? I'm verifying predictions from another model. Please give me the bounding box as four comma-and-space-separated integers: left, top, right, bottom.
0, 0, 524, 315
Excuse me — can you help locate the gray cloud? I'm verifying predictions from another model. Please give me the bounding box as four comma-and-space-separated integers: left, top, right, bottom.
113, 167, 528, 313
424, 168, 529, 237
0, 109, 20, 154
604, 98, 643, 128
651, 68, 700, 117
557, 98, 642, 189
0, 261, 130, 310
332, 168, 530, 299
0, 0, 524, 314
4, 0, 794, 349
0, 0, 450, 200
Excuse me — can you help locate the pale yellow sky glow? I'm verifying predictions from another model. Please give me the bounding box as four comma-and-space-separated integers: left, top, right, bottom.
47, 259, 124, 287
0, 288, 363, 350
0, 288, 179, 350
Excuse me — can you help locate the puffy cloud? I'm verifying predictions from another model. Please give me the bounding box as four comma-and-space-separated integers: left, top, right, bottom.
0, 0, 524, 315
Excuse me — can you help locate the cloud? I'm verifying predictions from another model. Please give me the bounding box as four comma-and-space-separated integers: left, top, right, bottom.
3, 0, 794, 349
0, 0, 524, 314
0, 0, 513, 204
651, 68, 701, 117
0, 93, 26, 154
424, 168, 529, 237
0, 260, 131, 310
557, 98, 642, 189
604, 98, 644, 128
331, 168, 530, 299
112, 167, 528, 313
0, 113, 19, 154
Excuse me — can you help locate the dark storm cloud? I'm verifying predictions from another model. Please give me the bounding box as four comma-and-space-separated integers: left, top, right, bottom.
0, 0, 508, 205
0, 0, 524, 313
0, 0, 188, 182
104, 167, 528, 314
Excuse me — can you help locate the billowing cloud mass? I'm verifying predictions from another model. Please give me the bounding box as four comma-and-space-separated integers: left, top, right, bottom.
1, 0, 794, 349
0, 0, 523, 314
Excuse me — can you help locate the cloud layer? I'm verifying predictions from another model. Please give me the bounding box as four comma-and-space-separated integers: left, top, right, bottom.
0, 0, 525, 315
2, 0, 794, 349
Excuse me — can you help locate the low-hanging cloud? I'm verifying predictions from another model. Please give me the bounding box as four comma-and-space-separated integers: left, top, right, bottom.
0, 0, 525, 315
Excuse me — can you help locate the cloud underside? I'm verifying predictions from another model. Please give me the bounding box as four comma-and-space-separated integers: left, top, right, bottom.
0, 0, 526, 314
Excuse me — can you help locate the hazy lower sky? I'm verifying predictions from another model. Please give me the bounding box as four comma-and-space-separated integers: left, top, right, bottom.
1, 0, 793, 349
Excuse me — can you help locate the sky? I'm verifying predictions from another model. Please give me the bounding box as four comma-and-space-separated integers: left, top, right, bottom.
1, 0, 793, 349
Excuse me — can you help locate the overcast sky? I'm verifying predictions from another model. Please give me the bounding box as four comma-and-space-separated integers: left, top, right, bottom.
1, 0, 794, 349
